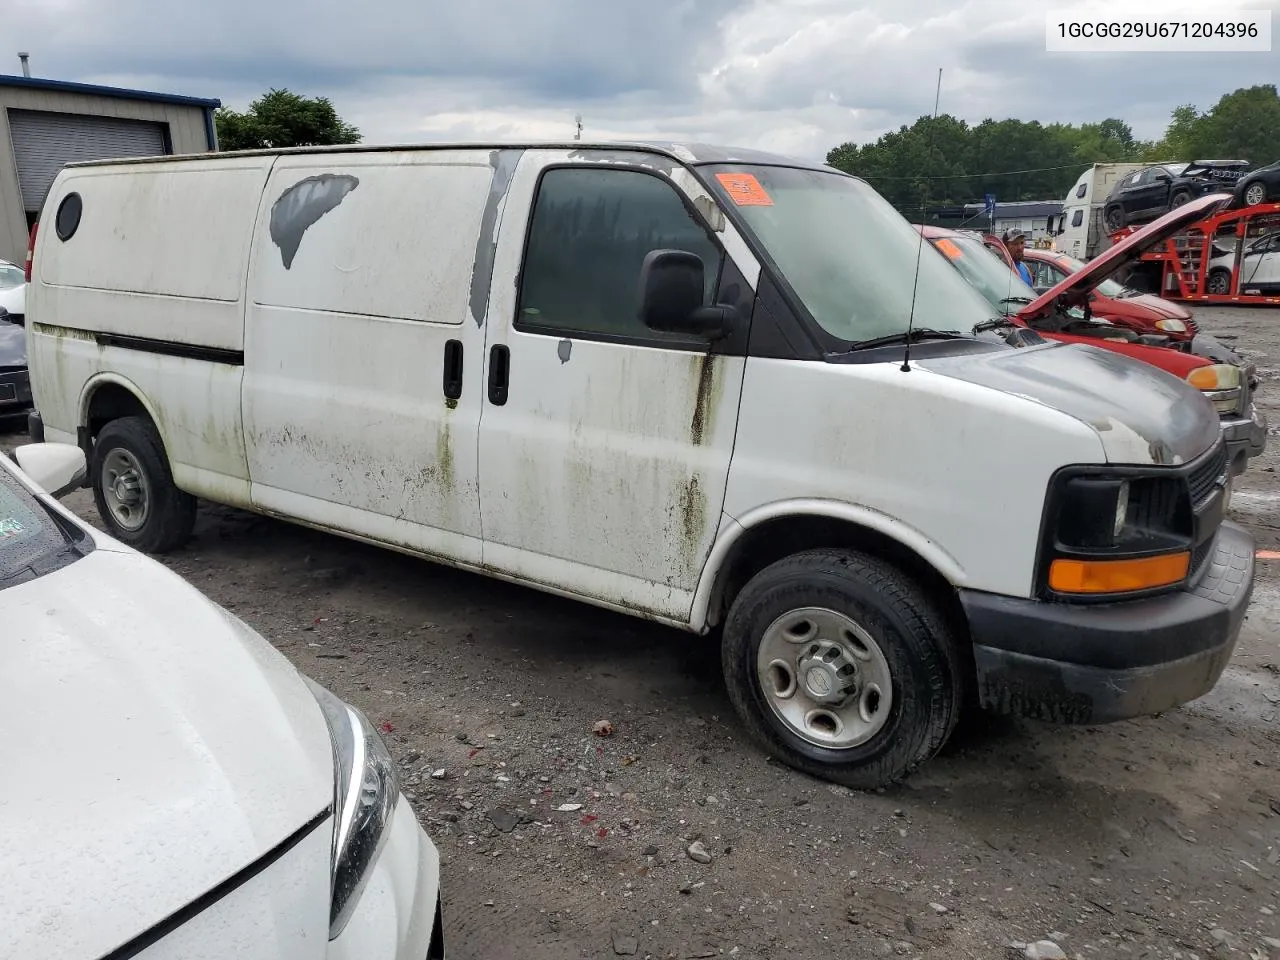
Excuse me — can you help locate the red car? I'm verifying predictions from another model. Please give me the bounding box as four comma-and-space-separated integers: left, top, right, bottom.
1016, 246, 1195, 341
917, 194, 1267, 475
968, 233, 1195, 343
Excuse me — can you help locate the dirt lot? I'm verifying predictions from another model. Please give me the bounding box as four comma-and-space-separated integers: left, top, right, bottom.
6, 305, 1280, 960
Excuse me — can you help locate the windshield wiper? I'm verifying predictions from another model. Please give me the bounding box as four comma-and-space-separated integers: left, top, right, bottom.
972, 317, 1014, 334
847, 328, 966, 351
998, 296, 1034, 305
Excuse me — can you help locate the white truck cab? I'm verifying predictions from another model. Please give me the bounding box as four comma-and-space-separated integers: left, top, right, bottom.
24, 142, 1255, 788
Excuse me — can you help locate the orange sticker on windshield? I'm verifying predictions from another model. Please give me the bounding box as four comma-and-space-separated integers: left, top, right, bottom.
716, 173, 773, 206
934, 238, 963, 259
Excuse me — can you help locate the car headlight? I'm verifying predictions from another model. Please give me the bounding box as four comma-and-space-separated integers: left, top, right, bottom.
304, 678, 400, 940
1186, 363, 1242, 414
1042, 472, 1194, 597
1154, 318, 1187, 333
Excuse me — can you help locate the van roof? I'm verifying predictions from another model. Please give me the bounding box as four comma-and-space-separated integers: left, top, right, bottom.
64, 140, 839, 173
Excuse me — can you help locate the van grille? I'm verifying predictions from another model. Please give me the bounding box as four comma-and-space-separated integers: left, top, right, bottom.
1188, 442, 1228, 507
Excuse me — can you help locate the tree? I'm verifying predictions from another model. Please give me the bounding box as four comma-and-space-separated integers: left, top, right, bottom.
827, 114, 1147, 213
215, 89, 361, 151
1187, 85, 1280, 163
1144, 87, 1280, 162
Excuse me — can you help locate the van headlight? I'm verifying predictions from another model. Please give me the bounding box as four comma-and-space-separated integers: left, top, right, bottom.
1154, 318, 1187, 333
304, 678, 400, 939
1041, 472, 1194, 597
1186, 363, 1242, 415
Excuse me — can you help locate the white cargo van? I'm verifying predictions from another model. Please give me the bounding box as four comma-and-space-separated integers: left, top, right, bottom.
1057, 161, 1175, 260
24, 143, 1255, 788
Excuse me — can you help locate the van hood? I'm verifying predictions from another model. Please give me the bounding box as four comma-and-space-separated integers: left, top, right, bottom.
916, 340, 1221, 466
1021, 194, 1231, 323
0, 549, 334, 960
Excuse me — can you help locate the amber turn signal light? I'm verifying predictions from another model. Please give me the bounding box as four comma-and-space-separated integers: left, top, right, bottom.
1048, 552, 1190, 594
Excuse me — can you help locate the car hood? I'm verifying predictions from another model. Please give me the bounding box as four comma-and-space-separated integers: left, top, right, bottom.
0, 548, 334, 960
0, 281, 25, 316
1182, 160, 1250, 178
0, 312, 24, 366
917, 339, 1221, 466
1021, 194, 1230, 322
1119, 292, 1192, 321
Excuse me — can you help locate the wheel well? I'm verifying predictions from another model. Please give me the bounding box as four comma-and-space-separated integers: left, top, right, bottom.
707, 515, 968, 641
86, 383, 150, 440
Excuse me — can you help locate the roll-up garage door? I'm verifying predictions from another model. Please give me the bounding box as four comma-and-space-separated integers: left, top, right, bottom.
8, 109, 168, 212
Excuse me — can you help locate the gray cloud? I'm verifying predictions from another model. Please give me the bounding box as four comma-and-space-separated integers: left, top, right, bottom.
6, 0, 1279, 160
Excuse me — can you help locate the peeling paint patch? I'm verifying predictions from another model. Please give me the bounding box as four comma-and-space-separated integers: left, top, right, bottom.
269, 174, 359, 269
469, 149, 523, 327
693, 196, 726, 232
566, 149, 678, 176
557, 339, 573, 364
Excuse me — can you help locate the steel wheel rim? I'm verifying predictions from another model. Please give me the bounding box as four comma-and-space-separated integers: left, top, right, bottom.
757, 606, 894, 749
102, 448, 151, 532
1245, 184, 1265, 206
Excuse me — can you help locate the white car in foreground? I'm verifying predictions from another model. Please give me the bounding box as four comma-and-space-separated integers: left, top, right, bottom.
0, 443, 444, 960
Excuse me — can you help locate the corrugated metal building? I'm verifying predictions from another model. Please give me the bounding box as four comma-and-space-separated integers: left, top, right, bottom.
0, 74, 220, 265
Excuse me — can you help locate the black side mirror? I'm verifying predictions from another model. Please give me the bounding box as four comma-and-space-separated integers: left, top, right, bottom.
638, 250, 736, 339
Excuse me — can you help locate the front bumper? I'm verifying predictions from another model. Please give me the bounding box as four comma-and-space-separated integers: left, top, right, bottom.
1221, 404, 1268, 476
962, 522, 1254, 725
0, 367, 31, 415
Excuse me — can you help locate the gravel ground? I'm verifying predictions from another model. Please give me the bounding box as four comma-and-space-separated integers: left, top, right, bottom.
5, 305, 1280, 960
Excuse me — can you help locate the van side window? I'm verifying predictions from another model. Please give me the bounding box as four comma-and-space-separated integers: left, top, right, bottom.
516, 168, 724, 342
1071, 209, 1084, 227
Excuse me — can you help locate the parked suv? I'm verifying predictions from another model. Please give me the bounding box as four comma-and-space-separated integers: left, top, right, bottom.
1104, 161, 1250, 230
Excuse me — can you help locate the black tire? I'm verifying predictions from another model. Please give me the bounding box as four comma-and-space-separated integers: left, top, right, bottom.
91, 416, 196, 553
721, 549, 963, 790
1169, 190, 1192, 209
1207, 268, 1232, 296
1104, 205, 1126, 231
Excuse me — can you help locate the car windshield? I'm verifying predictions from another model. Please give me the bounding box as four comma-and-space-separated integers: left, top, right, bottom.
0, 465, 85, 590
925, 233, 1039, 314
1164, 163, 1188, 177
701, 165, 997, 343
0, 263, 23, 290
1053, 254, 1128, 297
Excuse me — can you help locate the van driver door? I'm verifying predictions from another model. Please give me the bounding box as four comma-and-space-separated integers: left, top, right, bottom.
474, 149, 760, 622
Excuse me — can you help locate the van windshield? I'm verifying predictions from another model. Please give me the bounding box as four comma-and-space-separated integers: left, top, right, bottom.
702, 165, 996, 344
925, 233, 1039, 314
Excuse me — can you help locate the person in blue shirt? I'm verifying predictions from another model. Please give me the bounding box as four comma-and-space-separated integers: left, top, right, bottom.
1003, 229, 1035, 287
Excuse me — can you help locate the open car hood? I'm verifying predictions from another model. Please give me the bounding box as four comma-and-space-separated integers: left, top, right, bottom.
1019, 194, 1230, 322
1182, 160, 1250, 177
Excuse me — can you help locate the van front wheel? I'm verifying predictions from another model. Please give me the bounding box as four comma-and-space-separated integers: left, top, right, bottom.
91, 416, 196, 553
721, 549, 962, 790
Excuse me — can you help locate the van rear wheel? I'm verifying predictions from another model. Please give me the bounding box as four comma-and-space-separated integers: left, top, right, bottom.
721, 549, 962, 790
91, 416, 196, 553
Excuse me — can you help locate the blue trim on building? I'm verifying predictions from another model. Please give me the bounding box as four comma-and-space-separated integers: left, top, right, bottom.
0, 74, 221, 110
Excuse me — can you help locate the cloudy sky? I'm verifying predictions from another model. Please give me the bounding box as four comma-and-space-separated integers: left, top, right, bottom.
6, 0, 1280, 159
